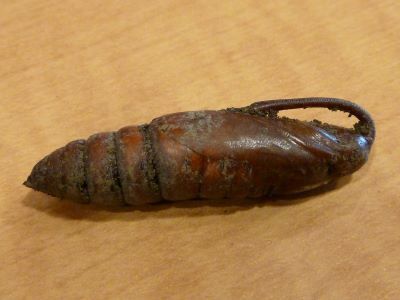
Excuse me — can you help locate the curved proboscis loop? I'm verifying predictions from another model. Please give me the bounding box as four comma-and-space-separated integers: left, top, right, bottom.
249, 97, 376, 145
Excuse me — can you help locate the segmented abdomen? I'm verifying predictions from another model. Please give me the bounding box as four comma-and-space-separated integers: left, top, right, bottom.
64, 125, 162, 205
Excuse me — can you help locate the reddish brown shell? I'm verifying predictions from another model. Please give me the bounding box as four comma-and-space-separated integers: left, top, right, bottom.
24, 98, 375, 206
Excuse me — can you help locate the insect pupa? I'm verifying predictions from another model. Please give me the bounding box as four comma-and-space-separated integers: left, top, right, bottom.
24, 98, 375, 206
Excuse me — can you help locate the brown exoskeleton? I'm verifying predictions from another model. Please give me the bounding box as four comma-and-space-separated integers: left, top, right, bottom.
24, 98, 375, 206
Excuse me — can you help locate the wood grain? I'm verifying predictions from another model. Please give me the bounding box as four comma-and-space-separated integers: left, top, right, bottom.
1, 0, 399, 299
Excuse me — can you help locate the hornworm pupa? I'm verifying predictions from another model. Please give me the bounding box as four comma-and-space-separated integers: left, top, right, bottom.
24, 98, 375, 206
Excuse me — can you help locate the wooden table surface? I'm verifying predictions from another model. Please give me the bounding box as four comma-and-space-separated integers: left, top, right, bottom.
1, 1, 399, 299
